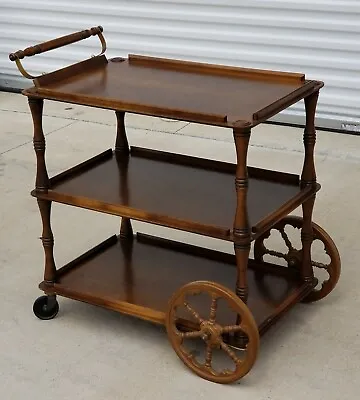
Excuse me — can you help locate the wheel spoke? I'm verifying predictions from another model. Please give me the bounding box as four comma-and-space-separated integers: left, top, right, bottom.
183, 302, 204, 323
221, 369, 235, 376
279, 227, 295, 251
220, 340, 241, 364
179, 330, 204, 340
205, 343, 213, 368
209, 296, 218, 323
221, 324, 244, 334
312, 260, 329, 269
182, 348, 195, 361
264, 248, 290, 261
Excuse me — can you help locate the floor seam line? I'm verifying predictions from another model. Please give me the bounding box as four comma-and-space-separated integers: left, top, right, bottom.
0, 121, 77, 155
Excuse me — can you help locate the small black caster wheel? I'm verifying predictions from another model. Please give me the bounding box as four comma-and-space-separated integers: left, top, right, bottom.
33, 295, 59, 320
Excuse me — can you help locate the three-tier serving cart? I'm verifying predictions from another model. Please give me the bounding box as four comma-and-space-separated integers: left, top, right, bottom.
9, 26, 341, 384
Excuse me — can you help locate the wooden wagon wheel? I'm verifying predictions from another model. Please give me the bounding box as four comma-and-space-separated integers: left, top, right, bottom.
254, 216, 341, 302
165, 281, 259, 384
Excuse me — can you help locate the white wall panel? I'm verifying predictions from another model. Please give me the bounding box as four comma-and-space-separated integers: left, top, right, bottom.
1, 0, 359, 130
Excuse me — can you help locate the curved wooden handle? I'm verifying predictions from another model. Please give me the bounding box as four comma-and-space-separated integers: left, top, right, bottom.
9, 26, 103, 61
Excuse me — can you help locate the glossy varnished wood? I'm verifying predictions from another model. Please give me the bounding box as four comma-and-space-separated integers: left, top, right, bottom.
40, 233, 315, 334
128, 54, 306, 83
114, 109, 133, 239
9, 26, 103, 61
31, 147, 319, 240
29, 98, 48, 192
9, 27, 334, 384
23, 55, 323, 128
300, 91, 320, 283
28, 97, 57, 285
233, 127, 252, 303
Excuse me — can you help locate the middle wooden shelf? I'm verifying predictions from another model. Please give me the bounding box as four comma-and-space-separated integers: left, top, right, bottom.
32, 146, 320, 241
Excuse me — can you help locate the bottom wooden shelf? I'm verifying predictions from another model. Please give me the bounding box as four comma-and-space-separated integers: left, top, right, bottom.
40, 233, 316, 335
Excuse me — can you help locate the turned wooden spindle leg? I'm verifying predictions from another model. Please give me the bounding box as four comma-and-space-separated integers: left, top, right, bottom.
233, 127, 251, 304
29, 98, 49, 192
301, 195, 316, 283
120, 217, 133, 239
29, 97, 56, 284
115, 110, 129, 153
115, 110, 133, 239
300, 91, 319, 283
301, 91, 318, 186
37, 199, 56, 283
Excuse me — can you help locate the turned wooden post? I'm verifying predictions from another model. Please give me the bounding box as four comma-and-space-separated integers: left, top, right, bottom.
233, 126, 251, 304
300, 91, 319, 283
29, 97, 56, 284
301, 91, 318, 187
115, 111, 129, 153
115, 110, 133, 239
37, 199, 56, 283
29, 98, 49, 192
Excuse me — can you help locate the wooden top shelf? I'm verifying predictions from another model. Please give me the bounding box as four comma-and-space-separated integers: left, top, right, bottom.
23, 54, 323, 128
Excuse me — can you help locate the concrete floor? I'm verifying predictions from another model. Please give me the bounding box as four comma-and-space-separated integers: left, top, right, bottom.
0, 92, 359, 399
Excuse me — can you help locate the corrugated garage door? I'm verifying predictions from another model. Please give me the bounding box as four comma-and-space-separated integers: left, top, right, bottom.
0, 0, 359, 131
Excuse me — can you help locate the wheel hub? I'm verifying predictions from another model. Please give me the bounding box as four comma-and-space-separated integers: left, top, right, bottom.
200, 321, 222, 346
288, 249, 302, 268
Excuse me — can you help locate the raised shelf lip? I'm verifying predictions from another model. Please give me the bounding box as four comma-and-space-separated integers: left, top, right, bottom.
22, 84, 321, 129
127, 54, 307, 83
34, 55, 108, 87
32, 189, 231, 240
31, 147, 319, 242
39, 232, 316, 333
252, 80, 323, 122
23, 86, 234, 127
252, 183, 321, 237
130, 146, 300, 184
46, 146, 301, 187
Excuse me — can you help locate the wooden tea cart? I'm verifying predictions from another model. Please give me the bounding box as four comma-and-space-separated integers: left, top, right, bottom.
9, 26, 341, 384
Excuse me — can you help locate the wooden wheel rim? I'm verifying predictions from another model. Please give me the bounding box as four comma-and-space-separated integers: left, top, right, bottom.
254, 216, 341, 302
165, 281, 259, 384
